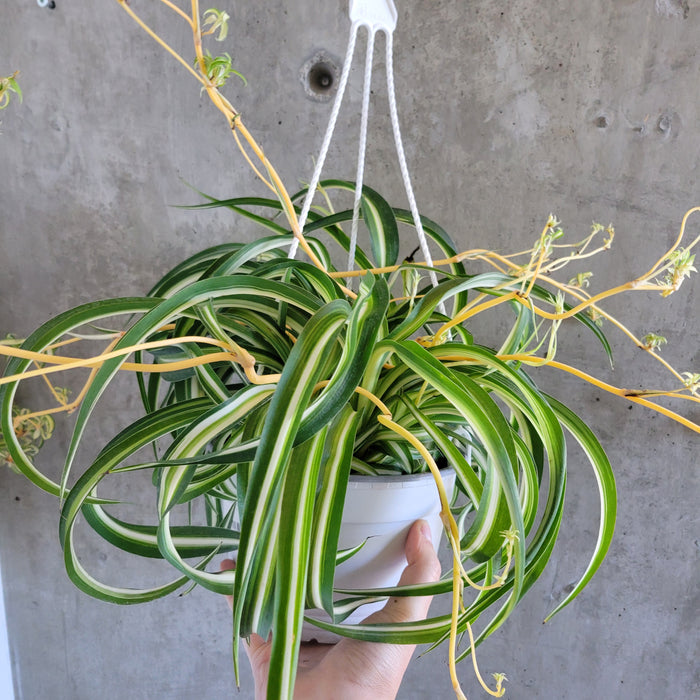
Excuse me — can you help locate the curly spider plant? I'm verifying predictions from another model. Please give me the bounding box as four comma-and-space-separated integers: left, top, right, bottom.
2, 174, 698, 699
6, 177, 667, 698
2, 3, 699, 699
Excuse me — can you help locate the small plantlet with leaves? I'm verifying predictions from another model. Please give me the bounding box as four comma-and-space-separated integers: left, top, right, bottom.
0, 71, 21, 110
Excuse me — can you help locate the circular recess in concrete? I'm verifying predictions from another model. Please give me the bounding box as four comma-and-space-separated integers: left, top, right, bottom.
585, 102, 614, 131
655, 111, 680, 140
300, 51, 340, 103
657, 114, 672, 134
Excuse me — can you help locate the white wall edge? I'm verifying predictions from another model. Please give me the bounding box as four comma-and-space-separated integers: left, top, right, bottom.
0, 556, 15, 700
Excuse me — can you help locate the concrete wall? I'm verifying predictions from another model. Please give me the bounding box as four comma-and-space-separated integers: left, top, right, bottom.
1, 1, 698, 698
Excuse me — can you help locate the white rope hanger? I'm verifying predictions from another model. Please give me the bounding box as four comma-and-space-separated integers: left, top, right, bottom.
289, 0, 440, 291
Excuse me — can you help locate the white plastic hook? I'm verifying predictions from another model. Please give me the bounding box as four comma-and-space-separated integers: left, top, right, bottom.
349, 0, 397, 33
291, 0, 441, 297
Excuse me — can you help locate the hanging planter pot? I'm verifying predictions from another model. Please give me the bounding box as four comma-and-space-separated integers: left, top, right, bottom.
304, 468, 457, 643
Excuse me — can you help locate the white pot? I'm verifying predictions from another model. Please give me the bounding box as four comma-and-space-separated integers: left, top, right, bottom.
303, 468, 456, 643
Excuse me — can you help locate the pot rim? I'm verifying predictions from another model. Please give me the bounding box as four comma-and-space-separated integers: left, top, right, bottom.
347, 467, 456, 488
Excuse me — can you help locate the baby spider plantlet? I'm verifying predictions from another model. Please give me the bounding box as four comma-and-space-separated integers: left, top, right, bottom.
642, 333, 667, 352
541, 214, 565, 253
197, 50, 247, 89
0, 71, 21, 110
585, 306, 604, 327
660, 248, 697, 296
202, 8, 230, 41
492, 673, 508, 695
681, 372, 700, 395
568, 271, 594, 289
590, 222, 615, 250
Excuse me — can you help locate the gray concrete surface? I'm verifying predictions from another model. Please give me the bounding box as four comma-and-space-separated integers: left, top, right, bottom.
1, 1, 699, 698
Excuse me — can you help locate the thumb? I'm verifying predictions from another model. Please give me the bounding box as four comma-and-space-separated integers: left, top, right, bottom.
363, 519, 441, 626
219, 558, 235, 611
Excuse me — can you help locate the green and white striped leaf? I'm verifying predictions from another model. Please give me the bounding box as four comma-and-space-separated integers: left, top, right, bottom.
232, 300, 350, 650
268, 429, 327, 699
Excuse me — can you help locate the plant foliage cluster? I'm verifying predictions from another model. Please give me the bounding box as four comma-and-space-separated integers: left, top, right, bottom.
1, 3, 698, 699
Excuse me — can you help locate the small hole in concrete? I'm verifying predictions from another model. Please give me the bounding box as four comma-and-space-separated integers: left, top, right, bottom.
309, 63, 334, 92
595, 115, 608, 128
300, 51, 340, 103
657, 114, 672, 134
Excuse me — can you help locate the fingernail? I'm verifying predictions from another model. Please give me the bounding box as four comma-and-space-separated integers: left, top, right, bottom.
419, 520, 432, 542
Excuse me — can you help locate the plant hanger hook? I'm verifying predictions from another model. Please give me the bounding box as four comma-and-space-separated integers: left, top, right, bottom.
349, 0, 398, 32
290, 0, 439, 291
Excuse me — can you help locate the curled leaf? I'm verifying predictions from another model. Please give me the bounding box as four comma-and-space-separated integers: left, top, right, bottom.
1, 408, 55, 471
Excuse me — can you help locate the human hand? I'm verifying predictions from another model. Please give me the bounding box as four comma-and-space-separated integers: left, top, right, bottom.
220, 518, 441, 700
